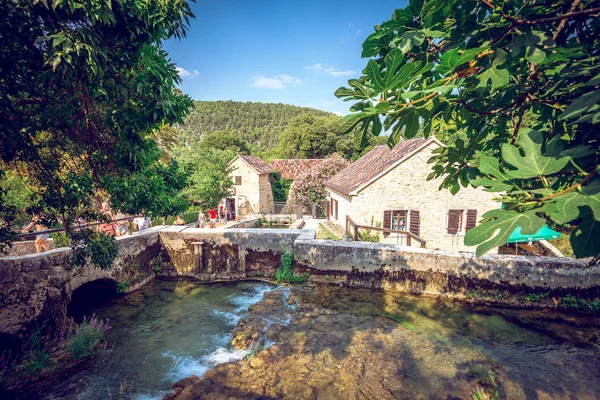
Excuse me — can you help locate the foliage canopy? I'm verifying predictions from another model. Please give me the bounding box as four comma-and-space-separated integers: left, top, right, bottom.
0, 0, 194, 265
336, 0, 600, 258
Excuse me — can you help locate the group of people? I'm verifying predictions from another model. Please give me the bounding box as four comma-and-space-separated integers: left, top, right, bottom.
196, 206, 229, 228
97, 201, 152, 237
20, 202, 233, 254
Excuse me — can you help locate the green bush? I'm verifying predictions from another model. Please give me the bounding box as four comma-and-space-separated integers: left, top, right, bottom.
524, 292, 549, 302
562, 296, 600, 312
274, 251, 305, 284
19, 323, 52, 376
358, 229, 380, 243
115, 281, 129, 294
49, 231, 70, 248
66, 314, 110, 360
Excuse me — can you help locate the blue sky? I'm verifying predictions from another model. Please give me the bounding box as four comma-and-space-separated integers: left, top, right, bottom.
163, 0, 404, 116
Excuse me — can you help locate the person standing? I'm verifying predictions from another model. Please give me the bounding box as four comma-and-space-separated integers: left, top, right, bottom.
218, 206, 226, 225
173, 215, 186, 226
208, 208, 217, 228
197, 210, 206, 228
133, 215, 152, 231
21, 214, 49, 253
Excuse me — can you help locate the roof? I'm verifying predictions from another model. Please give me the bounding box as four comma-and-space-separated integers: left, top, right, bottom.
325, 137, 444, 195
231, 155, 272, 175
269, 159, 325, 180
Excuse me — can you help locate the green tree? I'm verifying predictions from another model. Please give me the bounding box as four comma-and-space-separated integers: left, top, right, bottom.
336, 0, 600, 258
276, 114, 343, 159
271, 171, 293, 202
0, 0, 194, 266
177, 149, 234, 209
178, 100, 334, 154
196, 131, 250, 155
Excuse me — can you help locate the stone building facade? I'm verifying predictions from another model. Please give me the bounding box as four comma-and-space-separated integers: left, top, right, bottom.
227, 155, 274, 217
325, 137, 498, 253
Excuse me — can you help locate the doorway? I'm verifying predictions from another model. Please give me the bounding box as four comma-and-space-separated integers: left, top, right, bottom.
226, 198, 236, 220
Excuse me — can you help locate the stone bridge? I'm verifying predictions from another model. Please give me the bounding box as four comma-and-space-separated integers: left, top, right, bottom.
1, 224, 598, 352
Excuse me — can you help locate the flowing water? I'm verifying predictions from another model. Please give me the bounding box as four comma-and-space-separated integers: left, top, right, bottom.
15, 280, 277, 400
10, 280, 600, 399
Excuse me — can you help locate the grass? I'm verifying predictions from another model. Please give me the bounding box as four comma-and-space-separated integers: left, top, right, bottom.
523, 292, 549, 302
549, 230, 574, 257
115, 281, 129, 294
385, 314, 415, 330
562, 295, 600, 312
468, 365, 501, 400
316, 224, 341, 240
274, 251, 306, 284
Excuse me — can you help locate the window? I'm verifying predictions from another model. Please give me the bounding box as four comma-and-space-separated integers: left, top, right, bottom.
384, 210, 420, 238
447, 209, 478, 234
391, 210, 408, 231
234, 176, 242, 185
447, 209, 464, 234
384, 210, 408, 237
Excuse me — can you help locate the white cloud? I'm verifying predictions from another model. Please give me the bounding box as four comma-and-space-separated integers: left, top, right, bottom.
356, 29, 362, 35
193, 70, 200, 76
251, 74, 301, 89
176, 67, 192, 78
304, 63, 354, 77
333, 111, 344, 116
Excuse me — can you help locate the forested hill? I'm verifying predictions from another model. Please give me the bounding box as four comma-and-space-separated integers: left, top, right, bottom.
178, 100, 335, 153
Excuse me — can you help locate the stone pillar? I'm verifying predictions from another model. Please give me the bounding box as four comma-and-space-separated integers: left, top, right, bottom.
193, 242, 203, 274
238, 244, 246, 275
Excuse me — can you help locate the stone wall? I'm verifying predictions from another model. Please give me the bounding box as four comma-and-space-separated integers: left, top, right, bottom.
327, 142, 498, 253
158, 227, 310, 280
258, 173, 275, 214
1, 239, 56, 257
2, 225, 598, 343
293, 238, 598, 300
0, 228, 163, 338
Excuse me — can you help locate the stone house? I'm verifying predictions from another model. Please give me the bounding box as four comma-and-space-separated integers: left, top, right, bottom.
227, 155, 274, 218
325, 137, 498, 253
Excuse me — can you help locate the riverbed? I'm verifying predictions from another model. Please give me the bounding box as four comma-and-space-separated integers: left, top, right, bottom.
14, 280, 278, 400
11, 280, 600, 399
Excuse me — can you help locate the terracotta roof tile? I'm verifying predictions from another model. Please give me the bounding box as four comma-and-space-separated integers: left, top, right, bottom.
269, 159, 325, 180
238, 155, 272, 175
326, 138, 432, 195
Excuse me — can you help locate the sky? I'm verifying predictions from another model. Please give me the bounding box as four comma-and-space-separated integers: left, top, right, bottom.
163, 0, 404, 116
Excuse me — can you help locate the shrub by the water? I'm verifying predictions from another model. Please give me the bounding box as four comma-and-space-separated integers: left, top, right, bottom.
562, 296, 600, 312
115, 281, 129, 294
66, 314, 110, 360
19, 323, 53, 376
274, 251, 305, 284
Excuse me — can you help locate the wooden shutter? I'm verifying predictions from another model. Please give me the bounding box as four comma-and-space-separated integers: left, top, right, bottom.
235, 176, 242, 185
326, 200, 331, 220
334, 199, 338, 220
447, 209, 460, 234
465, 209, 477, 231
409, 210, 420, 237
383, 210, 392, 237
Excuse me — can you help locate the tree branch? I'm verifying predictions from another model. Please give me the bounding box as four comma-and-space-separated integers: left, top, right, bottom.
14, 98, 44, 106
538, 169, 598, 202
553, 0, 582, 40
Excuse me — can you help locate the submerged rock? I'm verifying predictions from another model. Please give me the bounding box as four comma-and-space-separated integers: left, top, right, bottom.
165, 285, 600, 400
